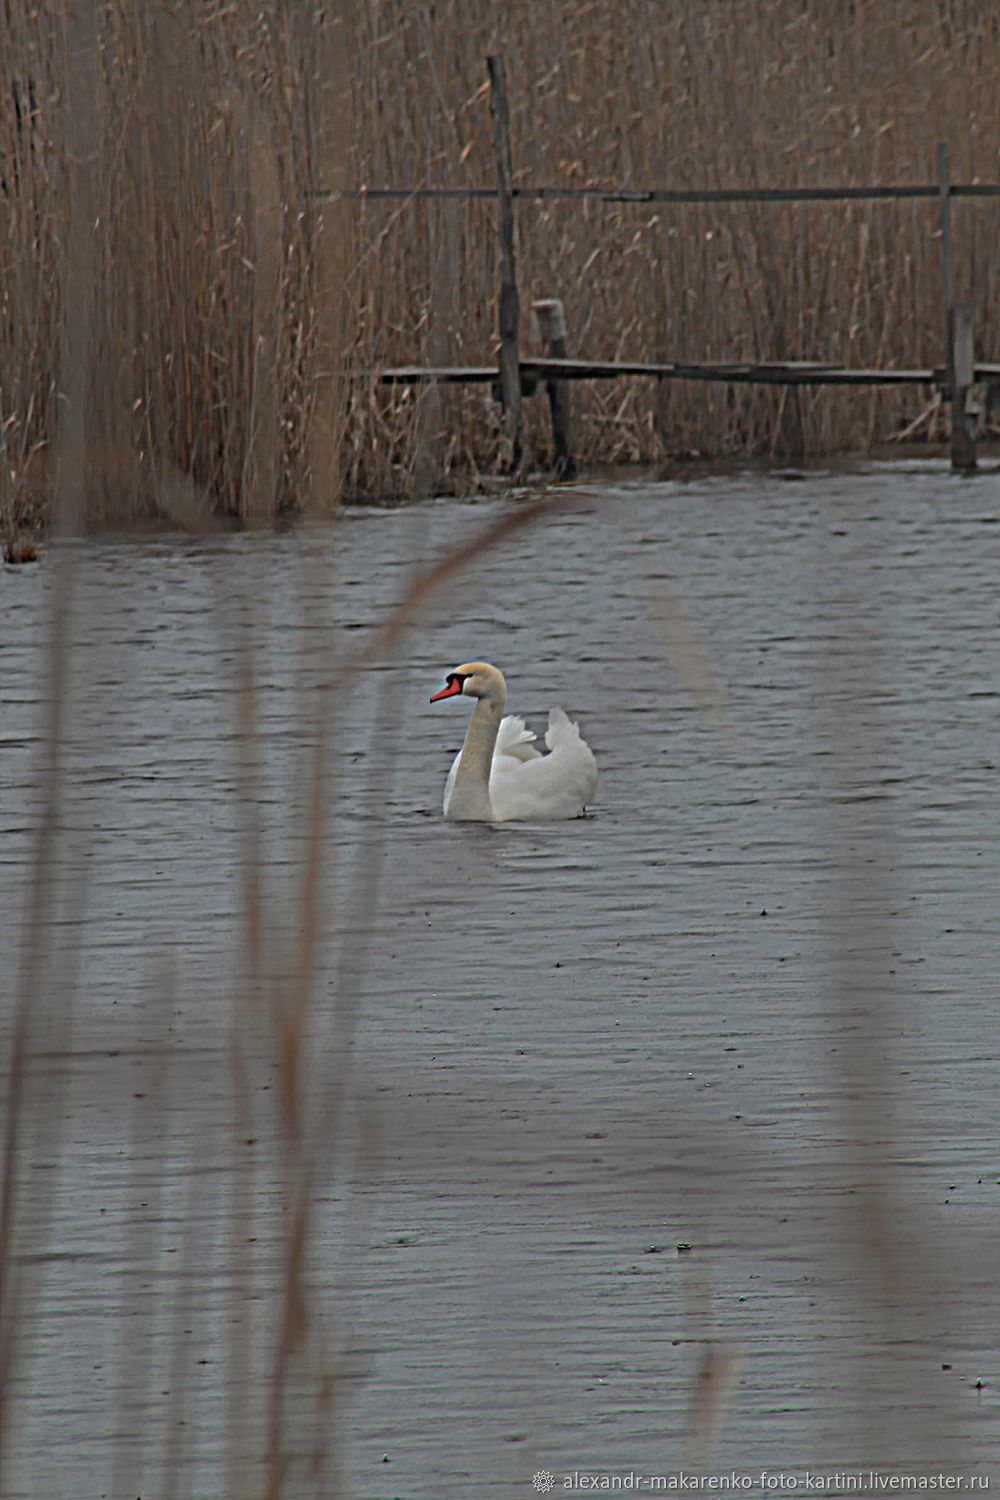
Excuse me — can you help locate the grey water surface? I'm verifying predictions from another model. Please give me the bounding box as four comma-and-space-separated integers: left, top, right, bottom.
1, 463, 998, 1497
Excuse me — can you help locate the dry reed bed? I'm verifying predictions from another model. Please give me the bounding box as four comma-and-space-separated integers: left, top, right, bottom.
1, 0, 999, 525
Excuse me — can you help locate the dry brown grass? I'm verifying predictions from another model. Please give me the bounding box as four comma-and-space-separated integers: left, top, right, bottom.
1, 0, 999, 526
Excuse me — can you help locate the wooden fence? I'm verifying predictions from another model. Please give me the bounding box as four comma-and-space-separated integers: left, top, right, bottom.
324, 56, 1000, 476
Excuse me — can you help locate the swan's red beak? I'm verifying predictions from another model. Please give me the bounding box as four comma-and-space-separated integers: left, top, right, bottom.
430, 676, 463, 703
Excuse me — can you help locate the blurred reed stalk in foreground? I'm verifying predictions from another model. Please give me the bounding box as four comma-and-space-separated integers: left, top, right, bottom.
0, 1, 98, 1484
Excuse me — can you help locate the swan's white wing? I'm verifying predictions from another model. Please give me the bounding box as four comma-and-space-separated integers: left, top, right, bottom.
495, 714, 542, 764
489, 706, 597, 821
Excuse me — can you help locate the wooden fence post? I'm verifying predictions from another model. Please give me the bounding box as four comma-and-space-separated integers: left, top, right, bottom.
532, 298, 575, 477
487, 54, 525, 476
936, 143, 954, 390
951, 303, 977, 470
935, 142, 976, 470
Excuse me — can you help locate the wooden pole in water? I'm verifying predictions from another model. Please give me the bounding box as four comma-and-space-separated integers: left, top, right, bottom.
532, 298, 576, 478
935, 142, 975, 469
487, 54, 525, 476
951, 303, 977, 470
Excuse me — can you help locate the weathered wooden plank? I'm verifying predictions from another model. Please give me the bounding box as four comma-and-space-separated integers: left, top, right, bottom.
666, 366, 938, 386
379, 366, 500, 384
377, 359, 949, 387
953, 305, 974, 390
533, 299, 575, 477
529, 359, 942, 386
321, 183, 1000, 204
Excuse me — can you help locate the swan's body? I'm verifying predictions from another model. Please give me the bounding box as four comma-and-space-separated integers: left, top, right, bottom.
430, 661, 597, 821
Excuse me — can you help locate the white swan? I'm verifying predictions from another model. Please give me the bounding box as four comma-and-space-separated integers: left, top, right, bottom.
430, 661, 597, 821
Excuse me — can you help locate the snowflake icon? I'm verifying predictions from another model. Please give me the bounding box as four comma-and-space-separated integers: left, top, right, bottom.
532, 1472, 557, 1495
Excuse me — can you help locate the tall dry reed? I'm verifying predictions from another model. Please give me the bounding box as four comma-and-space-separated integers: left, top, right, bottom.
1, 0, 999, 523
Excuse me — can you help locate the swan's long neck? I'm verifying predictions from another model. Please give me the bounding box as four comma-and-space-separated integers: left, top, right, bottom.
449, 695, 503, 820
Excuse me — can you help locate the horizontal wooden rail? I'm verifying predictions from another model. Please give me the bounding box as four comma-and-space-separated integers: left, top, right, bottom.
378, 357, 1000, 388
320, 182, 1000, 204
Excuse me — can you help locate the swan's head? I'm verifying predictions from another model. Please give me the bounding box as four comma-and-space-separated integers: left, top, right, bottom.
430, 661, 507, 706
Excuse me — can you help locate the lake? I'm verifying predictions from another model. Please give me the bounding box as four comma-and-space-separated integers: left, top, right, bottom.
1, 462, 997, 1497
